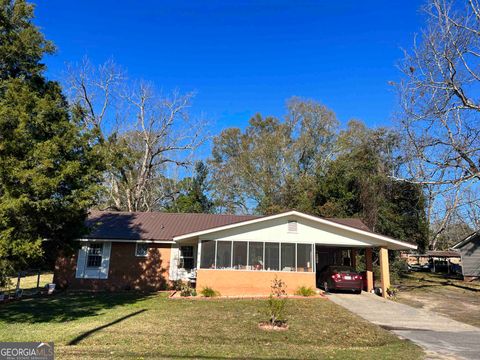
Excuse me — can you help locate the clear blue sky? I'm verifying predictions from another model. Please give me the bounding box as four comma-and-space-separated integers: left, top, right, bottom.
34, 0, 424, 133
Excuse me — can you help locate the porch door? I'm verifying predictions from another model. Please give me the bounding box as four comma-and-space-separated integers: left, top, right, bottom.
316, 250, 331, 272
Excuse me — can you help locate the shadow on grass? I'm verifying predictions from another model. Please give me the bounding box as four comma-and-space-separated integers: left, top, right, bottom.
153, 356, 301, 360
398, 273, 480, 292
68, 309, 147, 345
0, 291, 154, 324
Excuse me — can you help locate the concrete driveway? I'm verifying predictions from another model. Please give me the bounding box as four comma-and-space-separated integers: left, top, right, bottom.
327, 292, 480, 360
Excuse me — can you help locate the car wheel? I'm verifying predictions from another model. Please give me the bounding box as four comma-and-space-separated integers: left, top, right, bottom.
354, 289, 361, 294
324, 281, 329, 293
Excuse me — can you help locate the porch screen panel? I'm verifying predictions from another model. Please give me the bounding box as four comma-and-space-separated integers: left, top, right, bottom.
200, 240, 215, 269
264, 243, 279, 271
281, 243, 296, 271
249, 242, 264, 270
297, 244, 313, 272
216, 241, 232, 269
233, 241, 247, 269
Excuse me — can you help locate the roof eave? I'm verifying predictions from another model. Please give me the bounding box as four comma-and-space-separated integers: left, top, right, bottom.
173, 210, 417, 250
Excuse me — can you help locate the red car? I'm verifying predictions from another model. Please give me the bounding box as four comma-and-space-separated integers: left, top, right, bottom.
317, 265, 363, 294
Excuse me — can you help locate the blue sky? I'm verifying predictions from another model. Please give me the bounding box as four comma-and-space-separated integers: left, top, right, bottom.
35, 0, 424, 134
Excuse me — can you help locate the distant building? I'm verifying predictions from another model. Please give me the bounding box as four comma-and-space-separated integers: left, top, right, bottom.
452, 231, 480, 281
403, 251, 461, 274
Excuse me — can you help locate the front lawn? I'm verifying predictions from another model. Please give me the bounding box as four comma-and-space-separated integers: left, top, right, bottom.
0, 292, 423, 359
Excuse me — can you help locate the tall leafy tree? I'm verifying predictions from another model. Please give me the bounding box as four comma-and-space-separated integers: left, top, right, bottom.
210, 111, 428, 249
210, 98, 338, 214
314, 121, 428, 250
165, 161, 214, 213
0, 0, 102, 285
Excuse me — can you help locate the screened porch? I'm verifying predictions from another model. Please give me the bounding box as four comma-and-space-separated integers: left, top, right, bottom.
198, 240, 314, 273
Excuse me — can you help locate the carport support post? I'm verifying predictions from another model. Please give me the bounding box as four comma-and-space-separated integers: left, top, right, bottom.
365, 248, 374, 292
379, 247, 390, 298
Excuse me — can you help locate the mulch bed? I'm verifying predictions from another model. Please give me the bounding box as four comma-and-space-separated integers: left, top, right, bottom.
169, 291, 326, 300
258, 321, 289, 331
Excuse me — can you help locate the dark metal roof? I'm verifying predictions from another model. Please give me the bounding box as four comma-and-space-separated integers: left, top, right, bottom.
452, 230, 480, 250
84, 211, 374, 242
85, 211, 261, 241
410, 250, 461, 258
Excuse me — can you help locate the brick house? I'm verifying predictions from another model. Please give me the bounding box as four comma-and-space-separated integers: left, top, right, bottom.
54, 210, 416, 296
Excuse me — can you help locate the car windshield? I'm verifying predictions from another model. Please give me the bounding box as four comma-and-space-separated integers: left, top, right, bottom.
329, 266, 354, 273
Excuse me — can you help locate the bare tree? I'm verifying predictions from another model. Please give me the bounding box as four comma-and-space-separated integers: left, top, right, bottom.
396, 0, 480, 247
67, 59, 205, 211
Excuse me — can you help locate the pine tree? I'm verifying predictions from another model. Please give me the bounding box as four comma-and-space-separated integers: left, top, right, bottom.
0, 0, 103, 285
167, 161, 214, 213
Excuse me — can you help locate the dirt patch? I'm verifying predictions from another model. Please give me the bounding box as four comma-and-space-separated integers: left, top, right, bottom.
395, 273, 480, 328
258, 321, 289, 331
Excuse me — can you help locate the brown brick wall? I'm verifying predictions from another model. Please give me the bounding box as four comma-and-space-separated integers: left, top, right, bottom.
53, 242, 171, 291
196, 269, 316, 295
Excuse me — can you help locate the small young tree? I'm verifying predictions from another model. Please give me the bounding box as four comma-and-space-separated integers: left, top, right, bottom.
265, 276, 288, 326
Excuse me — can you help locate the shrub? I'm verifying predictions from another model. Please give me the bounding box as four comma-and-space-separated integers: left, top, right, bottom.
0, 260, 12, 291
180, 283, 196, 297
390, 257, 409, 284
387, 286, 398, 298
170, 280, 184, 291
295, 286, 316, 297
265, 276, 288, 326
200, 286, 220, 297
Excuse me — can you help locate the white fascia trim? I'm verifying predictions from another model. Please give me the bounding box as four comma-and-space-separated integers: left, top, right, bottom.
173, 210, 417, 250
77, 238, 173, 244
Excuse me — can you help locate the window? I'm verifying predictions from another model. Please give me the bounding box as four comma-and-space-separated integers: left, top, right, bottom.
233, 242, 247, 269
200, 240, 215, 269
249, 242, 264, 270
297, 244, 313, 272
265, 243, 279, 271
281, 243, 295, 271
87, 243, 103, 268
135, 243, 149, 257
180, 246, 195, 271
76, 242, 111, 279
216, 241, 232, 269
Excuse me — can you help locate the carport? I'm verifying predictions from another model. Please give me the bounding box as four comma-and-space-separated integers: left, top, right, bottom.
315, 243, 415, 297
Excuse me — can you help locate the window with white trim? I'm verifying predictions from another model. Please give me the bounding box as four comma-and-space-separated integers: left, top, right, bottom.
135, 243, 149, 257
265, 242, 279, 271
233, 242, 248, 269
87, 243, 103, 268
180, 246, 195, 271
200, 240, 215, 268
281, 243, 296, 271
248, 242, 264, 270
297, 243, 313, 272
216, 241, 232, 269
76, 241, 111, 279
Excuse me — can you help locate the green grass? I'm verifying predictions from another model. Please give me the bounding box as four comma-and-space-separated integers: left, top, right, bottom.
0, 291, 423, 359
1, 272, 54, 294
